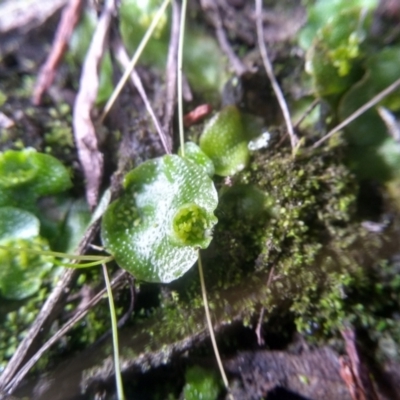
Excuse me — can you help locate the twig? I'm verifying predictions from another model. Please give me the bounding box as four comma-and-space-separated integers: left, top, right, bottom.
312, 76, 400, 148
255, 266, 274, 347
73, 0, 117, 208
255, 0, 298, 152
4, 270, 126, 395
162, 0, 180, 144
200, 0, 246, 76
255, 307, 265, 346
32, 0, 84, 105
111, 33, 171, 154
100, 0, 171, 122
340, 328, 379, 400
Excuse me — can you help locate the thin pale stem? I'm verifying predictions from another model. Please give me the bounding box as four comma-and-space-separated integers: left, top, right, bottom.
100, 0, 171, 122
255, 0, 298, 153
112, 37, 171, 154
102, 263, 125, 400
0, 245, 111, 261
177, 0, 188, 156
197, 251, 231, 397
53, 256, 114, 269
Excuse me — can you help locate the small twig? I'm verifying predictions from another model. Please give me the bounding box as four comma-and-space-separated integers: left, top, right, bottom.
266, 266, 275, 287
111, 33, 171, 154
312, 76, 400, 149
200, 0, 246, 76
100, 0, 171, 122
255, 266, 275, 346
255, 307, 265, 346
340, 328, 380, 400
162, 0, 180, 144
32, 0, 84, 105
255, 0, 298, 152
73, 0, 117, 208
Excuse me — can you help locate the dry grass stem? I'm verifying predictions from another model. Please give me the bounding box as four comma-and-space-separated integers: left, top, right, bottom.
73, 0, 117, 208
255, 0, 298, 151
112, 37, 171, 154
200, 0, 246, 76
32, 0, 84, 105
163, 0, 180, 144
100, 0, 171, 122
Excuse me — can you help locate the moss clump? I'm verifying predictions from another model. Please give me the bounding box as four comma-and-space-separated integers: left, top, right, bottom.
235, 145, 398, 339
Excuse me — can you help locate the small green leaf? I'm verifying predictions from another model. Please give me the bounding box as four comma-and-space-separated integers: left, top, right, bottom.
29, 150, 72, 196
179, 142, 215, 177
0, 237, 53, 300
0, 207, 53, 300
101, 155, 218, 283
0, 149, 38, 187
199, 105, 249, 176
0, 207, 40, 241
0, 149, 72, 209
298, 0, 378, 50
218, 184, 274, 222
305, 7, 372, 96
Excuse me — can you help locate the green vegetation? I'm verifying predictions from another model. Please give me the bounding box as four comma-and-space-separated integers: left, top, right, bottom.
183, 366, 221, 400
3, 0, 400, 397
0, 208, 53, 300
0, 148, 92, 370
101, 154, 218, 282
199, 105, 250, 176
0, 149, 72, 300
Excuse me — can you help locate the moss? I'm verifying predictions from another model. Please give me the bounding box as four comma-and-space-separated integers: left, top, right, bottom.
0, 288, 46, 370
0, 265, 114, 373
